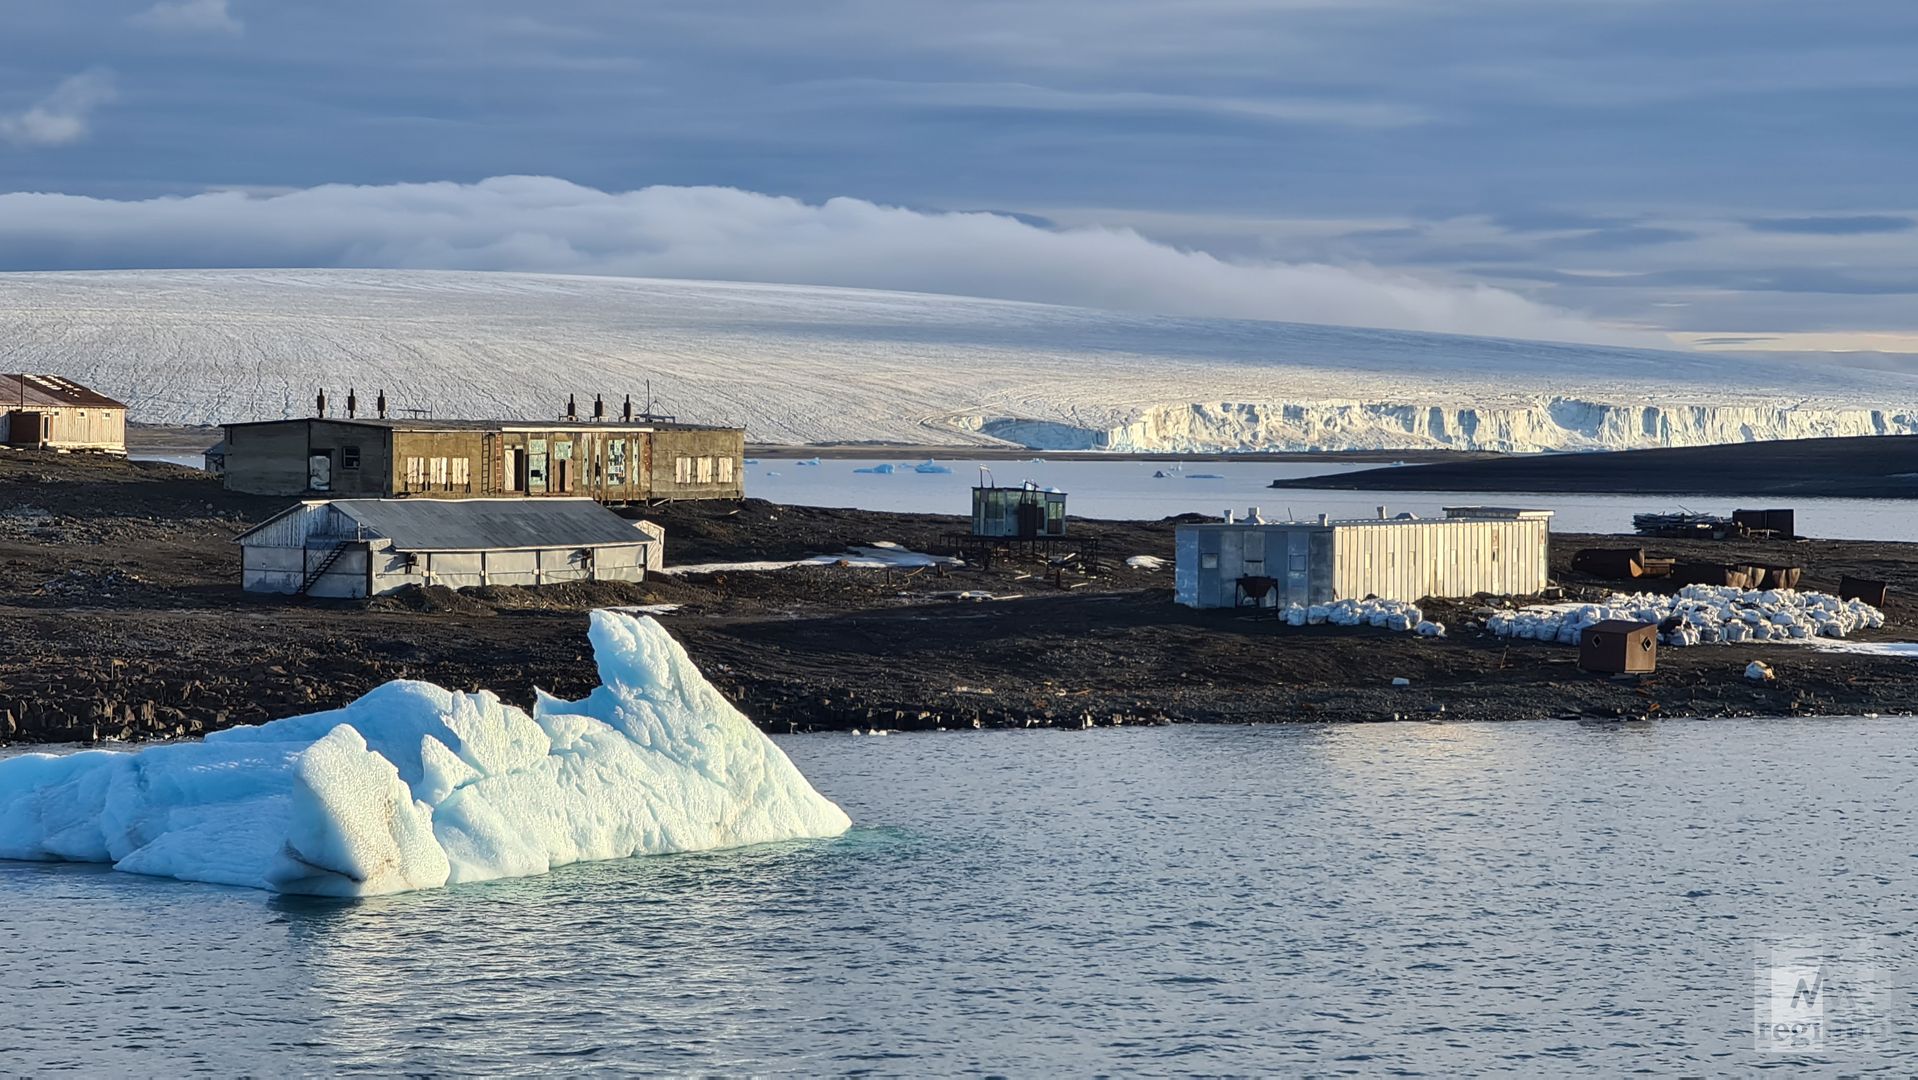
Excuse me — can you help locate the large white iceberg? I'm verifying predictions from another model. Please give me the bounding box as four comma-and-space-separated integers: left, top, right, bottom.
0, 611, 851, 896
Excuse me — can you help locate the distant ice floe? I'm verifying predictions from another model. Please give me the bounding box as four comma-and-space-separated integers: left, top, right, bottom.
0, 612, 851, 896
913, 461, 953, 474
1484, 585, 1885, 647
854, 463, 896, 474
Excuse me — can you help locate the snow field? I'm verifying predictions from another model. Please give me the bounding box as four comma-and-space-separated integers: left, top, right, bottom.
0, 611, 851, 896
5, 268, 1918, 452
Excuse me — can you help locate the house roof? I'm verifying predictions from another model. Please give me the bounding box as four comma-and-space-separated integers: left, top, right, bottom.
238, 497, 654, 552
0, 374, 125, 410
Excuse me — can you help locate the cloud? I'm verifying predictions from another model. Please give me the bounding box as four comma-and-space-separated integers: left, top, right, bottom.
0, 176, 1642, 346
1744, 214, 1916, 235
133, 0, 241, 34
0, 69, 117, 147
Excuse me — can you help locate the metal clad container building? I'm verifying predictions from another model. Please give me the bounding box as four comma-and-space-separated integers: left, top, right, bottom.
1175, 507, 1552, 609
236, 497, 661, 598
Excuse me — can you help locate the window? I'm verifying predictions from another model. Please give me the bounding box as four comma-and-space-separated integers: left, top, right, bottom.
528, 439, 548, 493
607, 439, 627, 485
674, 455, 692, 484
1201, 553, 1219, 569
451, 457, 469, 487
405, 456, 425, 489
696, 456, 715, 484
717, 455, 735, 484
430, 457, 450, 488
341, 445, 361, 470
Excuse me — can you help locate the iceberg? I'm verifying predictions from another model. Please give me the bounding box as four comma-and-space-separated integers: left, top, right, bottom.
0, 612, 851, 896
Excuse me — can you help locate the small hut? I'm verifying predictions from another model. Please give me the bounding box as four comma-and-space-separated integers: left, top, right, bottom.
972, 482, 1067, 539
1579, 620, 1658, 674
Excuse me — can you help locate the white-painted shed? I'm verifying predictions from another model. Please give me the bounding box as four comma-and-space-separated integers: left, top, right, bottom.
1175, 506, 1552, 609
237, 497, 664, 598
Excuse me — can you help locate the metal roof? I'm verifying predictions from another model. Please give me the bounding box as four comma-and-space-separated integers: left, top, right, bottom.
239, 497, 653, 552
0, 374, 125, 410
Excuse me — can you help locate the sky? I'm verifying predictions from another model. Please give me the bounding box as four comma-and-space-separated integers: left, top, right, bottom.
2, 0, 1915, 349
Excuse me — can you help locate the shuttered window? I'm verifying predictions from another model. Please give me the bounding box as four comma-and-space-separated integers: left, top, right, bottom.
451, 457, 469, 487
405, 456, 425, 488
696, 456, 715, 483
718, 456, 735, 483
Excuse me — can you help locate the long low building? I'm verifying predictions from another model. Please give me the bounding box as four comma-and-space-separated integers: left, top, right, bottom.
0, 374, 126, 454
237, 497, 664, 598
220, 415, 744, 502
1175, 507, 1553, 609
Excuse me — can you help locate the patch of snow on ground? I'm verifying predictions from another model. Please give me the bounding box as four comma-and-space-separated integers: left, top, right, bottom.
660, 545, 962, 575
0, 612, 850, 896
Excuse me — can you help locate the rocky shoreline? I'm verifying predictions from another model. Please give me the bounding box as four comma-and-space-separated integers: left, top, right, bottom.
3, 451, 1916, 744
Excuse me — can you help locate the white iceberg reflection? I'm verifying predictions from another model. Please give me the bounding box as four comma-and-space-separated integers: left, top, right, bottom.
0, 612, 851, 896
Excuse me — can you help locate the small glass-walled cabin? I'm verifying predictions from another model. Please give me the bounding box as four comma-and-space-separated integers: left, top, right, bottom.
972, 484, 1067, 539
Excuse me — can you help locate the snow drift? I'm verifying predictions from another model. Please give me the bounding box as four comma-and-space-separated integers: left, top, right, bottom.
5, 268, 1918, 453
0, 611, 851, 896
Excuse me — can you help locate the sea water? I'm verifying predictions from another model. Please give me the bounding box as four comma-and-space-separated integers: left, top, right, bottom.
748, 457, 1918, 540
4, 718, 1915, 1073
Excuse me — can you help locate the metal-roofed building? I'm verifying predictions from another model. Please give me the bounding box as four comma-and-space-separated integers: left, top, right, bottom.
236, 497, 664, 597
220, 413, 744, 502
0, 375, 126, 454
1175, 506, 1553, 610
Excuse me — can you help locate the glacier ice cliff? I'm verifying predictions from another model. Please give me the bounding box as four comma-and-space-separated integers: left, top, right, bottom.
0, 612, 851, 896
973, 399, 1918, 453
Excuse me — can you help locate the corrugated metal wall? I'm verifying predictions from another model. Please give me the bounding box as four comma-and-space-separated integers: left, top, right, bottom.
1176, 518, 1549, 607
1331, 519, 1547, 601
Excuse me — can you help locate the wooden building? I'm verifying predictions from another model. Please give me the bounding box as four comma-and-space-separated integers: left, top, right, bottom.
1175, 506, 1553, 609
236, 497, 664, 598
0, 375, 126, 454
219, 417, 745, 502
1578, 620, 1658, 674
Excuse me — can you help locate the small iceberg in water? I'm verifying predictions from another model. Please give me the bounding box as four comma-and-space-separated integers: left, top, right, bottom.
0, 612, 851, 896
854, 463, 897, 474
914, 460, 953, 474
794, 457, 822, 467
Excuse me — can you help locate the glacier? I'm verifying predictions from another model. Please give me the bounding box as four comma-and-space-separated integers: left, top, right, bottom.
4, 268, 1918, 453
0, 611, 851, 896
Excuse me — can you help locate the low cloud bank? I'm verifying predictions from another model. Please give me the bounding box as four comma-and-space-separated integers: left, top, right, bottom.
0, 175, 1638, 344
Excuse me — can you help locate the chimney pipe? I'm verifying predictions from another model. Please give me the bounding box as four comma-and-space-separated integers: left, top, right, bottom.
566, 393, 577, 422
1378, 504, 1388, 520
316, 388, 326, 418
623, 393, 633, 422
593, 393, 605, 421
1318, 513, 1329, 526
377, 389, 387, 419
346, 388, 357, 419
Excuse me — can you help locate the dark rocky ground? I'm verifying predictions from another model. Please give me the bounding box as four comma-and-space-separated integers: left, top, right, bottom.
2, 449, 1915, 743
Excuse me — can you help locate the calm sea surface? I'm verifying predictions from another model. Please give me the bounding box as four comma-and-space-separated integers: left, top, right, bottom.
4, 719, 1916, 1074
745, 457, 1918, 540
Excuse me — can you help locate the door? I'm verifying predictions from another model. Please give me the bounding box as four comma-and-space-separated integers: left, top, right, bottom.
308, 452, 332, 491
